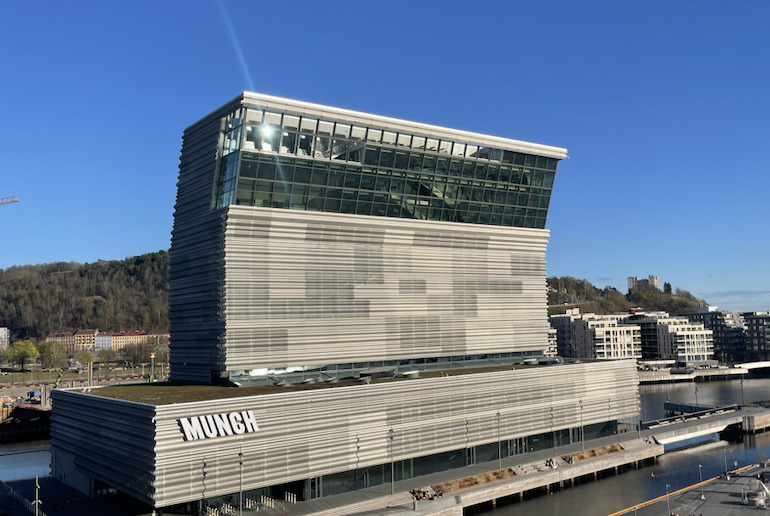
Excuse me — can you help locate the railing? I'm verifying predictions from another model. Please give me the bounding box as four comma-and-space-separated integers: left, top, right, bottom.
0, 479, 49, 516
643, 403, 741, 429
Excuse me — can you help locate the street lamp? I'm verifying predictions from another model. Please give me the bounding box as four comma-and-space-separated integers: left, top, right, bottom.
239, 448, 244, 516
579, 399, 585, 451
741, 376, 745, 406
723, 448, 729, 478
496, 411, 502, 470
694, 385, 699, 411
699, 463, 704, 500
550, 407, 557, 453
33, 476, 40, 516
665, 484, 671, 515
389, 428, 394, 495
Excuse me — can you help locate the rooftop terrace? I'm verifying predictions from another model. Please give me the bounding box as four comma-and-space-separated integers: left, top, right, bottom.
89, 361, 571, 405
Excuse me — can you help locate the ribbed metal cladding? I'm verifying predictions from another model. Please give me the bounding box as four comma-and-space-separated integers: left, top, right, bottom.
169, 101, 236, 384
51, 361, 637, 508
220, 206, 550, 370
169, 92, 568, 383
50, 391, 158, 503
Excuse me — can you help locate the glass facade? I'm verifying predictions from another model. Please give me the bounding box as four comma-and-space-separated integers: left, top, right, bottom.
316, 421, 617, 499
230, 350, 544, 385
214, 107, 559, 229
179, 419, 617, 512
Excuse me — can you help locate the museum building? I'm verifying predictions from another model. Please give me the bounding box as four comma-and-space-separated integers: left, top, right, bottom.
50, 93, 640, 513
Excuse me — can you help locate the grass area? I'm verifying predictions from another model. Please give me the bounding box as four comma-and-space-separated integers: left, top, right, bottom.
81, 361, 579, 405
0, 366, 148, 385
94, 380, 364, 404
0, 369, 85, 385
563, 443, 625, 463
433, 468, 516, 494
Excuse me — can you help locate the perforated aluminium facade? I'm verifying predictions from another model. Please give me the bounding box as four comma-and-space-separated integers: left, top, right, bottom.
169, 92, 567, 384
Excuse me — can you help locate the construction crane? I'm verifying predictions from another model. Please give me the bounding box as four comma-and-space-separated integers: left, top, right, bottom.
0, 196, 19, 206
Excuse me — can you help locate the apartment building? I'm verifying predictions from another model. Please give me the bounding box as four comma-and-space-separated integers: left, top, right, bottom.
549, 308, 641, 360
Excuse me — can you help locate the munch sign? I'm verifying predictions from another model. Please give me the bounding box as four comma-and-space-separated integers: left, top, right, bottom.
178, 410, 259, 441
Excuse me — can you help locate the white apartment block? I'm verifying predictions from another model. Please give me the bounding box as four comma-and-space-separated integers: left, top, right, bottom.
627, 312, 714, 363
545, 327, 558, 357
549, 308, 641, 360
94, 331, 114, 352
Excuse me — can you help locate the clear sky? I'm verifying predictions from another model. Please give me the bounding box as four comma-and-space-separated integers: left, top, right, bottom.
1, 1, 768, 312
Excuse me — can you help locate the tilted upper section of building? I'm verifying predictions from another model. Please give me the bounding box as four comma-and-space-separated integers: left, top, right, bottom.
204, 92, 567, 229
170, 92, 568, 385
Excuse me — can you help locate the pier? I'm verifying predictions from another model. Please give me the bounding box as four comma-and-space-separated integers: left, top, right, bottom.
610, 463, 770, 515
638, 367, 747, 384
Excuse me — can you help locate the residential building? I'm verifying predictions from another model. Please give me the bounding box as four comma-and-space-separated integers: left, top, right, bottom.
73, 329, 98, 353
545, 327, 558, 357
681, 306, 747, 364
45, 332, 75, 355
94, 331, 114, 352
743, 312, 770, 362
51, 92, 640, 513
146, 329, 169, 345
549, 308, 641, 360
111, 331, 148, 351
625, 312, 713, 364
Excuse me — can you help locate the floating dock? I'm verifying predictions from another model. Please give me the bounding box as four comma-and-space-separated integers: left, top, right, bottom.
611, 463, 770, 515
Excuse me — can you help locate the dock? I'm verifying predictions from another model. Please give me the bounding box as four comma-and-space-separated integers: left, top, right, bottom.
611, 463, 770, 515
638, 367, 747, 384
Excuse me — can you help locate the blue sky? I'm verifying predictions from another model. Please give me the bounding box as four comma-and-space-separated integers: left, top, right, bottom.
1, 1, 768, 312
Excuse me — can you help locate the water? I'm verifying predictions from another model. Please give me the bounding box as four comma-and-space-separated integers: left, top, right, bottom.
1, 378, 768, 514
0, 440, 50, 481
479, 377, 770, 516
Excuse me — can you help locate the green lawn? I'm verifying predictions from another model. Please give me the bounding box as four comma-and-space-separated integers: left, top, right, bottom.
0, 366, 149, 385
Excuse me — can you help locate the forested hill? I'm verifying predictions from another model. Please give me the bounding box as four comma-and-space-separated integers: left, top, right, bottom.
0, 251, 169, 341
547, 276, 706, 316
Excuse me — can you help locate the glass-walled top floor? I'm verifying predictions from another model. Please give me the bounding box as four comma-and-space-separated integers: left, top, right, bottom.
222, 107, 561, 170
215, 107, 561, 229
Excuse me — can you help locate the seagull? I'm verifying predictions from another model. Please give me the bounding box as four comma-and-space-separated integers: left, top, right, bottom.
650, 472, 655, 477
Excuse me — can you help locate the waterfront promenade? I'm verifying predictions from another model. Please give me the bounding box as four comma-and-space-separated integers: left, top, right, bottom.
0, 432, 663, 516
0, 433, 663, 516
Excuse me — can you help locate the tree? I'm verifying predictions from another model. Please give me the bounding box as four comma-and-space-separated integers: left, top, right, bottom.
75, 349, 94, 366
38, 341, 67, 370
663, 282, 672, 294
0, 250, 169, 341
97, 348, 116, 365
6, 340, 40, 371
152, 336, 170, 363
124, 342, 152, 366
